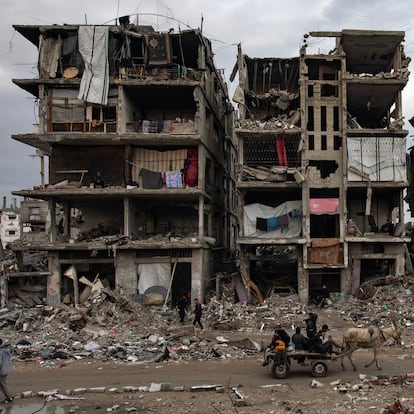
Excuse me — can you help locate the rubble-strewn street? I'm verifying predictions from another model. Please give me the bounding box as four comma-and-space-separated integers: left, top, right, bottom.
0, 274, 413, 413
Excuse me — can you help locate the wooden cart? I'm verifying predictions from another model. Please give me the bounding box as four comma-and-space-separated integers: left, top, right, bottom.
267, 350, 338, 379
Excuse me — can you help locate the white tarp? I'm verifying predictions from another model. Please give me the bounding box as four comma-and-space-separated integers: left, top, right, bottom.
137, 263, 171, 294
78, 26, 109, 105
243, 200, 302, 238
347, 136, 406, 181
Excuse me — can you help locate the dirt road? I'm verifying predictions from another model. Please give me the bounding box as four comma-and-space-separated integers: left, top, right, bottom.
5, 348, 414, 414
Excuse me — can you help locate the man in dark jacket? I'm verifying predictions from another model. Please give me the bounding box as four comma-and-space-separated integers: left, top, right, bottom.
305, 312, 318, 339
291, 326, 309, 350
193, 299, 203, 329
0, 339, 13, 403
177, 295, 188, 323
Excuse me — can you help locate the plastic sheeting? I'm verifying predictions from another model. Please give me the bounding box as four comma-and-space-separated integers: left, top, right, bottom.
137, 263, 171, 294
347, 136, 406, 181
78, 26, 109, 105
243, 201, 302, 238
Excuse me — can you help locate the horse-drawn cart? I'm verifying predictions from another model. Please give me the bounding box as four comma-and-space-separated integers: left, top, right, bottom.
267, 350, 338, 379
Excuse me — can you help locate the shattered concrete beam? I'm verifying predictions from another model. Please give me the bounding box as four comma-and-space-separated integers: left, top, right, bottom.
309, 31, 341, 38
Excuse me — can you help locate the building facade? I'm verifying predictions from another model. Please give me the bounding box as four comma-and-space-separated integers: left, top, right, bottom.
234, 30, 411, 303
0, 198, 21, 249
11, 18, 237, 306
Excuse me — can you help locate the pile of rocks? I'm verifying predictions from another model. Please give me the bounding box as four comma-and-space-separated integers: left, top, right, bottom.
0, 275, 412, 366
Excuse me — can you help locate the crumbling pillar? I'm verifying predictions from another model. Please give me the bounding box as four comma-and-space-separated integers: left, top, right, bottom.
47, 252, 61, 306
115, 251, 137, 298
191, 249, 204, 302
297, 248, 308, 303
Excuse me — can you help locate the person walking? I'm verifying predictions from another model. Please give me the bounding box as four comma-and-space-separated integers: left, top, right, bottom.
177, 295, 188, 323
0, 339, 13, 403
193, 298, 203, 329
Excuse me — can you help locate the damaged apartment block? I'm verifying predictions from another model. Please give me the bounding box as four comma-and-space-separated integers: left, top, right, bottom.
233, 30, 411, 303
10, 17, 238, 307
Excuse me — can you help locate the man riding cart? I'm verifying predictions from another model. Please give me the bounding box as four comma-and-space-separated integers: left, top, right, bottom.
263, 324, 341, 379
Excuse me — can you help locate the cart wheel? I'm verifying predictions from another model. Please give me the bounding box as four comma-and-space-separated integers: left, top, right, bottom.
272, 362, 290, 379
311, 360, 328, 377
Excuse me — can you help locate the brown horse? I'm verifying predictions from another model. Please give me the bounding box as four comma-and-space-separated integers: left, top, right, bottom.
340, 323, 401, 371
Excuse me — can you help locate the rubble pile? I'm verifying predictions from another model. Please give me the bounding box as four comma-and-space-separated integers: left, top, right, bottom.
237, 109, 300, 131
0, 271, 412, 367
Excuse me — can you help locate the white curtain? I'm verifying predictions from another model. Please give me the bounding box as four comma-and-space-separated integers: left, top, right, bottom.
78, 26, 109, 105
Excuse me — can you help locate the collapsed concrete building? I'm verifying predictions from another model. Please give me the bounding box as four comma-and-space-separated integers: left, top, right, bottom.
9, 18, 238, 306
7, 25, 412, 307
233, 30, 411, 303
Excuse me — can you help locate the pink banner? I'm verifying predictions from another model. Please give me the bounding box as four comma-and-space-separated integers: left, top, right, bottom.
309, 198, 339, 213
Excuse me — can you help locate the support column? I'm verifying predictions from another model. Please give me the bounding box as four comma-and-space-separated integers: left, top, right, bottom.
47, 251, 61, 306
49, 200, 57, 243
198, 195, 205, 238
190, 248, 204, 302
115, 251, 137, 298
297, 246, 308, 303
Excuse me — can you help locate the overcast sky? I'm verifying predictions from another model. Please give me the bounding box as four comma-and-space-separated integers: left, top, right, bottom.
1, 0, 414, 206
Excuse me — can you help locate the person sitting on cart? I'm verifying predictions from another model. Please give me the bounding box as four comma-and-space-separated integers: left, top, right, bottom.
291, 326, 309, 351
262, 330, 287, 366
310, 324, 340, 355
275, 324, 290, 348
304, 312, 318, 339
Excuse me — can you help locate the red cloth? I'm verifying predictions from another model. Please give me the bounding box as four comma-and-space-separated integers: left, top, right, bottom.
276, 134, 288, 166
184, 149, 198, 186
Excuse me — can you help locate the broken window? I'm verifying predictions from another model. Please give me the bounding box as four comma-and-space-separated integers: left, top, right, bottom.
347, 135, 406, 182
310, 215, 340, 238
124, 85, 196, 133
47, 88, 118, 133
306, 59, 340, 81
243, 133, 301, 168
50, 145, 125, 187
308, 160, 338, 179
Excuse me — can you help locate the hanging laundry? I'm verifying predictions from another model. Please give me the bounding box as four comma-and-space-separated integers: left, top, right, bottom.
142, 120, 150, 133
165, 170, 183, 188
276, 131, 288, 166
140, 168, 162, 189
162, 120, 173, 133
184, 148, 198, 186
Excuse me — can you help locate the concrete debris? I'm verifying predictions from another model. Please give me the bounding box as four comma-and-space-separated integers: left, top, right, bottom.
237, 109, 300, 131
0, 259, 413, 371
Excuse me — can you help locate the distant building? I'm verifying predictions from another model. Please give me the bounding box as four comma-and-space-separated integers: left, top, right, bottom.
0, 197, 21, 249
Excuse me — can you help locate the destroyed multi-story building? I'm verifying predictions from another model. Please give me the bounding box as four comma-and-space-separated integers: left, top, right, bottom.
233, 30, 411, 303
9, 18, 237, 306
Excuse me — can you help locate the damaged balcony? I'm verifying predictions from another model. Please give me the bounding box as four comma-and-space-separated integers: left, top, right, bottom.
123, 85, 197, 135
342, 30, 409, 132
239, 192, 304, 244
238, 131, 302, 186
346, 186, 408, 240
232, 51, 300, 130
12, 23, 207, 83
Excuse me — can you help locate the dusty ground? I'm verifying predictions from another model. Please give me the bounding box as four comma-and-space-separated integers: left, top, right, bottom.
2, 295, 414, 413
5, 340, 414, 413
